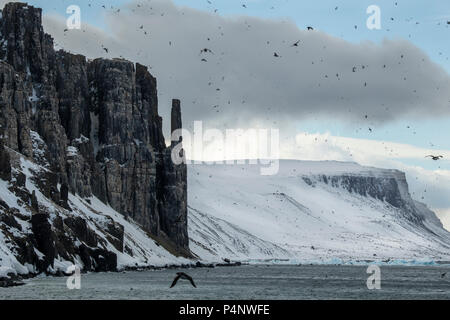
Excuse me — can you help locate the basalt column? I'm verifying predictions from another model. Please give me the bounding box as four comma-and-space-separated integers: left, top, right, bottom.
160, 99, 189, 252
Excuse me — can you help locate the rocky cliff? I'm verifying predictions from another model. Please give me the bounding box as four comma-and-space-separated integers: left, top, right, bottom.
310, 170, 422, 223
0, 2, 189, 275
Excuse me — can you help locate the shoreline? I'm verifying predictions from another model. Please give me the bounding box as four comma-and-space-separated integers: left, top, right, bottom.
2, 258, 450, 288
0, 261, 244, 288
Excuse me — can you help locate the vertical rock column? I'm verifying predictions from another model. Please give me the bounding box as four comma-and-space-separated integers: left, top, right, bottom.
160, 99, 189, 252
171, 99, 182, 145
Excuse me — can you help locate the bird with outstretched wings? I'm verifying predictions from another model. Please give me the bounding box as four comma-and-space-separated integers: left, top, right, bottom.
426, 155, 443, 161
170, 272, 197, 288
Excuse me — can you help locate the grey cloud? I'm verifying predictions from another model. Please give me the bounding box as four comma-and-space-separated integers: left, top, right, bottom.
42, 0, 450, 136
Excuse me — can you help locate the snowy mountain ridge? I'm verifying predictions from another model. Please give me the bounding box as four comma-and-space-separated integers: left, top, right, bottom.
188, 160, 450, 264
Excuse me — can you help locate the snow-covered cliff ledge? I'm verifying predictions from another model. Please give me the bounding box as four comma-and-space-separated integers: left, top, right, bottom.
188, 160, 450, 264
0, 151, 191, 280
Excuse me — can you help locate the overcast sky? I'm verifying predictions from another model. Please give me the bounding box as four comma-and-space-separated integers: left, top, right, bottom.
40, 0, 450, 128
2, 0, 449, 228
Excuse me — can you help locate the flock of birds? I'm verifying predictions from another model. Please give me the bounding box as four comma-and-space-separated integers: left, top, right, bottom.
60, 2, 450, 165
64, 4, 448, 161
64, 2, 449, 207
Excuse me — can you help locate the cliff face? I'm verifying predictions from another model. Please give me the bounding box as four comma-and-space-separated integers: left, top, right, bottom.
0, 2, 189, 274
311, 171, 422, 223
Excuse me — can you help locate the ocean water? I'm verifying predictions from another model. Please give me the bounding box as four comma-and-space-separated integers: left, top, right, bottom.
1, 265, 449, 300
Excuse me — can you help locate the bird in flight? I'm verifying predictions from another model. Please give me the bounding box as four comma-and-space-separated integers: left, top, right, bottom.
170, 272, 197, 288
426, 155, 443, 161
200, 48, 214, 55
291, 40, 300, 47
307, 26, 314, 30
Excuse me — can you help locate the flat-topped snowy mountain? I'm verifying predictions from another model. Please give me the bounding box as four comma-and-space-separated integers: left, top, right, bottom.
188, 160, 450, 264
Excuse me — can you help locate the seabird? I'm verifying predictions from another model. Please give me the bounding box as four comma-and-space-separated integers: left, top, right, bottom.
200, 48, 214, 55
307, 26, 314, 30
291, 40, 300, 47
426, 155, 443, 161
170, 272, 197, 288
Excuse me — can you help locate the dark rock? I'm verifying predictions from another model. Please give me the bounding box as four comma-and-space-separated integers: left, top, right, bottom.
171, 99, 182, 145
77, 244, 92, 270
0, 199, 9, 210
124, 245, 133, 257
56, 51, 90, 141
0, 140, 11, 181
77, 244, 117, 272
0, 279, 26, 287
59, 182, 70, 210
0, 3, 54, 84
31, 213, 55, 272
15, 172, 26, 188
64, 216, 98, 248
159, 100, 189, 251
52, 214, 78, 262
0, 212, 21, 231
13, 234, 39, 267
31, 190, 39, 213
105, 220, 124, 252
60, 183, 69, 203
87, 58, 163, 237
91, 248, 117, 272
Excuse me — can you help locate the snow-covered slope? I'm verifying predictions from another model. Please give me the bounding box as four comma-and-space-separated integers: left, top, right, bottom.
2, 155, 450, 279
0, 150, 189, 279
188, 160, 450, 263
